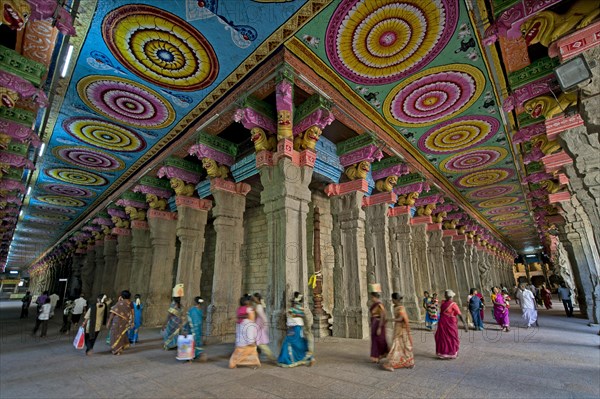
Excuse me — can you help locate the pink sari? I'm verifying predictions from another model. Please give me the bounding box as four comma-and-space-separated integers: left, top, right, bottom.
493, 293, 510, 328
434, 300, 461, 359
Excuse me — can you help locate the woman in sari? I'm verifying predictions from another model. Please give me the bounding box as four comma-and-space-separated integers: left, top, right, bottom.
253, 292, 275, 361
229, 295, 261, 368
277, 291, 315, 368
369, 292, 388, 363
128, 294, 143, 344
492, 287, 510, 332
434, 290, 468, 360
381, 293, 414, 371
541, 284, 553, 309
163, 297, 185, 350
106, 290, 133, 355
187, 296, 207, 361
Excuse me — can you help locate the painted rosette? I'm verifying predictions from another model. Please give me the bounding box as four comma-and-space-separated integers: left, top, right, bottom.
77, 76, 175, 129
325, 0, 458, 84
482, 205, 525, 216
63, 117, 145, 152
384, 64, 484, 127
53, 146, 125, 172
35, 195, 86, 207
39, 184, 95, 198
467, 184, 517, 200
439, 146, 507, 174
496, 219, 528, 227
455, 168, 513, 189
490, 212, 529, 222
418, 115, 499, 154
103, 4, 218, 91
45, 168, 108, 186
478, 196, 519, 208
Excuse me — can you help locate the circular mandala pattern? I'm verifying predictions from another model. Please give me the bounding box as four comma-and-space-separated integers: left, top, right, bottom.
418, 116, 500, 154
384, 64, 484, 127
63, 117, 145, 152
439, 146, 508, 173
53, 146, 124, 171
325, 0, 458, 84
35, 195, 86, 207
103, 4, 218, 91
46, 168, 108, 186
490, 212, 529, 222
39, 184, 95, 198
77, 75, 175, 129
497, 219, 527, 227
32, 205, 78, 214
32, 213, 72, 221
455, 168, 513, 189
467, 184, 518, 200
478, 196, 519, 208
483, 205, 525, 216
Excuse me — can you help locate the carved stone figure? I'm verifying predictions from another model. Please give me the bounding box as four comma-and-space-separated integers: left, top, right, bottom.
375, 175, 398, 193
0, 0, 30, 30
344, 160, 370, 181
397, 191, 419, 206
146, 194, 167, 211
277, 110, 293, 140
111, 216, 130, 229
169, 177, 195, 197
250, 127, 276, 152
540, 179, 561, 194
432, 211, 447, 223
202, 158, 230, 179
416, 203, 436, 217
293, 125, 322, 151
523, 92, 577, 120
125, 206, 146, 221
520, 0, 600, 47
531, 134, 561, 155
92, 231, 104, 241
101, 225, 111, 236
0, 70, 48, 107
0, 87, 19, 108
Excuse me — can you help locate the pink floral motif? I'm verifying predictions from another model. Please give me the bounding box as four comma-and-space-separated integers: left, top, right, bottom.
0, 151, 35, 169
338, 145, 383, 167
233, 108, 277, 134
415, 193, 444, 207
107, 207, 127, 219
188, 144, 234, 166
157, 165, 202, 184
523, 171, 553, 184
28, 0, 76, 36
371, 164, 409, 181
293, 109, 335, 136
512, 122, 546, 144
523, 146, 544, 164
0, 118, 39, 145
132, 185, 172, 199
115, 198, 148, 209
0, 70, 48, 107
393, 181, 430, 196
502, 76, 558, 112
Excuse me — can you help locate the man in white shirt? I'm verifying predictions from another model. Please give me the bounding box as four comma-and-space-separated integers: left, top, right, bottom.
516, 283, 538, 328
49, 293, 60, 318
72, 293, 87, 325
32, 297, 52, 337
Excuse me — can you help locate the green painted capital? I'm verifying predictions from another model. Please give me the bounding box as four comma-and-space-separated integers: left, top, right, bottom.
0, 106, 36, 126
0, 45, 46, 86
120, 191, 146, 202
6, 141, 29, 155
371, 156, 404, 172
336, 133, 378, 156
294, 93, 332, 123
163, 156, 202, 173
240, 96, 276, 120
526, 161, 543, 174
3, 167, 23, 181
507, 57, 559, 90
395, 173, 425, 186
139, 175, 172, 190
197, 133, 238, 158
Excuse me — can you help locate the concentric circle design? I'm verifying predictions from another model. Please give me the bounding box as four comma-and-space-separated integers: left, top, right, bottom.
483, 205, 525, 216
325, 0, 458, 84
490, 212, 529, 222
39, 184, 95, 198
455, 168, 513, 188
45, 168, 108, 186
35, 195, 86, 207
31, 213, 72, 221
467, 184, 518, 200
497, 219, 527, 227
63, 117, 145, 152
439, 146, 508, 173
77, 76, 175, 129
53, 146, 124, 171
384, 64, 484, 127
32, 205, 78, 214
478, 197, 519, 208
418, 116, 500, 154
103, 4, 218, 91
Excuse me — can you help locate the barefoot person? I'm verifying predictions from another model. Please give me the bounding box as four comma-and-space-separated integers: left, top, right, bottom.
82, 294, 108, 356
369, 291, 388, 363
277, 292, 314, 368
434, 290, 468, 360
107, 290, 133, 355
381, 293, 414, 371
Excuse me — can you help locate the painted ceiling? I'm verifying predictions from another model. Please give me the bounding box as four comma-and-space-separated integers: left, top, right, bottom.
5, 0, 543, 270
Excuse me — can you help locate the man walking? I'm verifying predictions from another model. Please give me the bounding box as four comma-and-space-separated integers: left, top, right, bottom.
72, 293, 87, 325
516, 283, 538, 328
557, 283, 574, 317
20, 291, 32, 319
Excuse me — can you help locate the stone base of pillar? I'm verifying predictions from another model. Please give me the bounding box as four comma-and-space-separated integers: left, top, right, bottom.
404, 300, 421, 324
312, 310, 331, 338
333, 307, 368, 339
206, 305, 237, 344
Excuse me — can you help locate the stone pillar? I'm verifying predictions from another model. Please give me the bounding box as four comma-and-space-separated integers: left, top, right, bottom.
207, 179, 250, 342
453, 235, 470, 305
388, 206, 421, 321
442, 232, 461, 307
113, 229, 132, 293
364, 193, 396, 313
427, 223, 446, 294
91, 241, 105, 297
101, 236, 117, 299
174, 196, 212, 310
145, 209, 178, 327
80, 249, 95, 298
260, 154, 314, 348
328, 180, 370, 339
129, 220, 152, 298
410, 217, 432, 301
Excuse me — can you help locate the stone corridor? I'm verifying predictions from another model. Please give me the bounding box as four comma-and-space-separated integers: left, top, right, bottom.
1, 301, 598, 399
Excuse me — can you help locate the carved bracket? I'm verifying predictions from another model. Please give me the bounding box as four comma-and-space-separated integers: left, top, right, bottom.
210, 178, 251, 196
545, 114, 584, 141
324, 179, 369, 197
362, 191, 397, 208
147, 209, 177, 221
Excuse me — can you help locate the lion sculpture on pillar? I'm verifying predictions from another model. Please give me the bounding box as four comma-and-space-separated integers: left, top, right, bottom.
293, 125, 322, 151
202, 158, 230, 179
146, 194, 167, 211
375, 175, 398, 193
169, 177, 195, 197
523, 92, 577, 120
344, 160, 370, 181
125, 206, 146, 221
250, 127, 276, 152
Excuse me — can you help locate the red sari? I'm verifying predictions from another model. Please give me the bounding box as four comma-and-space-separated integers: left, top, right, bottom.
434, 300, 461, 359
542, 288, 553, 309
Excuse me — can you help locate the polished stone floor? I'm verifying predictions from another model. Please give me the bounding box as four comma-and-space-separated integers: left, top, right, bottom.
0, 299, 598, 399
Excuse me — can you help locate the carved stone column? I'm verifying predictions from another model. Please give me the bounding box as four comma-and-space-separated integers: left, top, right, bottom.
91, 241, 105, 296
442, 232, 461, 307
175, 196, 212, 310
206, 179, 250, 342
101, 236, 117, 299
388, 206, 421, 321
410, 216, 432, 301
145, 209, 178, 327
79, 251, 95, 298
427, 223, 446, 294
328, 180, 370, 339
113, 228, 132, 294
260, 153, 314, 348
364, 193, 396, 313
452, 235, 470, 305
129, 220, 152, 298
